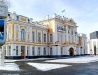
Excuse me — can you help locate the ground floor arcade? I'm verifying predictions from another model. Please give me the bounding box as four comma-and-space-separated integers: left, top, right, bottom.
1, 44, 88, 59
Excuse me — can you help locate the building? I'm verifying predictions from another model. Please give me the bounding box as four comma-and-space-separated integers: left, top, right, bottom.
90, 31, 98, 39
1, 12, 87, 59
88, 31, 98, 55
88, 39, 98, 55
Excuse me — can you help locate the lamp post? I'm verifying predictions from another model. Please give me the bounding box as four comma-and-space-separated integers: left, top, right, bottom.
0, 0, 8, 66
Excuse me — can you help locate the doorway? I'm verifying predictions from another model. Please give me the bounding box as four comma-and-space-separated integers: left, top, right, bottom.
94, 45, 96, 55
21, 46, 25, 58
69, 48, 74, 56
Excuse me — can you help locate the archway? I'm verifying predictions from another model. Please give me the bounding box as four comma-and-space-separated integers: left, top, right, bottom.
69, 48, 74, 56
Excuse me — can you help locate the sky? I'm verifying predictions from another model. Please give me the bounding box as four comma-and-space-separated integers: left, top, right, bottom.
9, 0, 98, 39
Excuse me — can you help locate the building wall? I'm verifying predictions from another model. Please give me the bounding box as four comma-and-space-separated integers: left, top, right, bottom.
1, 12, 88, 59
90, 31, 98, 39
88, 39, 98, 55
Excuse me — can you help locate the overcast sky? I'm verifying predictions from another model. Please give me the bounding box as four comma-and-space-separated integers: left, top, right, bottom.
9, 0, 98, 39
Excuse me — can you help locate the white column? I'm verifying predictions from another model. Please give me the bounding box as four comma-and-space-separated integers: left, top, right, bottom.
14, 24, 16, 41
53, 22, 58, 43
62, 33, 65, 43
18, 30, 21, 41
0, 46, 4, 66
6, 45, 8, 56
77, 47, 80, 55
69, 28, 72, 43
41, 47, 43, 55
11, 44, 16, 56
55, 46, 61, 55
52, 46, 56, 55
18, 45, 21, 56
65, 47, 69, 55
73, 28, 75, 43
29, 28, 32, 42
35, 46, 37, 56
29, 46, 32, 56
7, 27, 9, 41
35, 30, 36, 43
26, 32, 28, 42
66, 25, 69, 42
25, 45, 27, 56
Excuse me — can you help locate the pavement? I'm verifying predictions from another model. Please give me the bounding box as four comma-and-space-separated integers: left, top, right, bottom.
0, 59, 98, 75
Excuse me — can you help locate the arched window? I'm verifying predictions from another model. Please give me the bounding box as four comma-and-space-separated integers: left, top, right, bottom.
21, 29, 25, 40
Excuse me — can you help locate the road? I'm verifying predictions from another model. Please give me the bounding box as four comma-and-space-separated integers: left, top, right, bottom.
0, 59, 98, 75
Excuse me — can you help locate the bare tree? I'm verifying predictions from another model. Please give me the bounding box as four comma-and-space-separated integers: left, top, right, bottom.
0, 0, 11, 8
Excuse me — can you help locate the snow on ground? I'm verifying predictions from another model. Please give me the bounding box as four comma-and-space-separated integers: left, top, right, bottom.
45, 56, 98, 63
27, 63, 71, 71
4, 58, 55, 62
0, 63, 20, 71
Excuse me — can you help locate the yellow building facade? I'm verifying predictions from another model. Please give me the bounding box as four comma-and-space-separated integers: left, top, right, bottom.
1, 12, 87, 59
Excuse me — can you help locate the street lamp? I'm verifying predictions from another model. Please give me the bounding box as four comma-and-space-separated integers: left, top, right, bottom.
0, 0, 8, 66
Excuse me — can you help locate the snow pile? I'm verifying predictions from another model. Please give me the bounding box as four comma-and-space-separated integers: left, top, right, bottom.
4, 60, 17, 62
4, 58, 55, 62
27, 63, 71, 71
45, 56, 98, 63
0, 63, 20, 71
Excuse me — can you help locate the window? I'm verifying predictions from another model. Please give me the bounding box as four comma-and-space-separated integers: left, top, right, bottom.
21, 29, 25, 40
44, 33, 46, 42
50, 34, 52, 42
38, 47, 40, 55
16, 46, 18, 55
50, 48, 52, 55
38, 32, 41, 42
32, 31, 35, 42
43, 48, 46, 55
8, 46, 11, 55
32, 47, 34, 55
